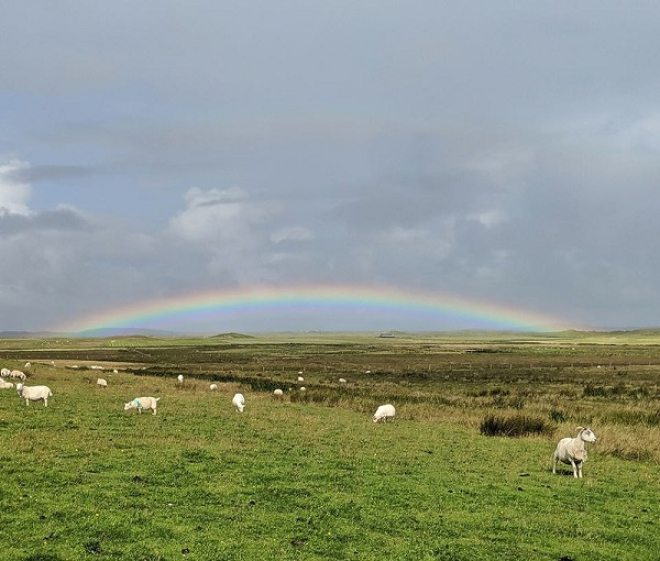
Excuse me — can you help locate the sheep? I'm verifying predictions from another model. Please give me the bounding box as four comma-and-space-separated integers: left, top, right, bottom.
297, 376, 304, 382
177, 374, 184, 383
338, 378, 347, 383
10, 370, 26, 381
232, 393, 245, 412
97, 378, 108, 388
0, 378, 14, 389
299, 386, 306, 392
24, 362, 31, 369
273, 389, 284, 396
209, 383, 218, 391
552, 427, 598, 478
373, 404, 396, 423
124, 397, 160, 415
0, 368, 10, 377
16, 383, 53, 406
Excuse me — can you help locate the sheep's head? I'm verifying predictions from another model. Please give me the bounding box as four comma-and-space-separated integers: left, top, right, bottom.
124, 401, 135, 411
16, 383, 23, 395
579, 427, 597, 443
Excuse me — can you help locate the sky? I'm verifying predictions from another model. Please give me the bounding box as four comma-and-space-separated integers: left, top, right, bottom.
1, 1, 659, 333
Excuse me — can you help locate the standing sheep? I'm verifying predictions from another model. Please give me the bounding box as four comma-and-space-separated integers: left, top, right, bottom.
232, 393, 245, 412
373, 404, 396, 423
97, 378, 108, 388
177, 374, 184, 384
124, 397, 160, 415
16, 383, 52, 406
209, 383, 218, 391
273, 389, 284, 396
552, 427, 598, 478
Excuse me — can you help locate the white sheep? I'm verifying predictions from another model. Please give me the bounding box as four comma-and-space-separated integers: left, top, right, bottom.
339, 378, 347, 383
299, 387, 306, 392
177, 374, 184, 383
24, 362, 31, 369
209, 383, 218, 391
0, 378, 14, 389
373, 404, 396, 423
297, 376, 304, 382
124, 397, 160, 415
232, 393, 245, 412
10, 370, 26, 381
16, 383, 52, 406
97, 378, 108, 388
0, 368, 10, 377
552, 427, 598, 478
273, 389, 284, 396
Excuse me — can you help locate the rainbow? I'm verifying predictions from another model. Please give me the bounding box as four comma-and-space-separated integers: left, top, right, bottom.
55, 284, 581, 333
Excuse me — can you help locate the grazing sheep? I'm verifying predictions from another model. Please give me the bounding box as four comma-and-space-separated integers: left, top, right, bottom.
209, 383, 218, 391
124, 397, 160, 415
553, 427, 598, 478
177, 374, 184, 383
339, 378, 347, 383
299, 387, 306, 392
16, 383, 53, 407
273, 389, 284, 396
373, 404, 396, 423
0, 378, 14, 389
10, 370, 26, 381
232, 393, 245, 412
297, 376, 304, 382
24, 362, 31, 369
97, 378, 108, 388
0, 368, 10, 377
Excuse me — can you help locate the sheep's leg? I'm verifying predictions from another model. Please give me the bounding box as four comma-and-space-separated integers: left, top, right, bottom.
552, 455, 557, 474
577, 462, 583, 478
570, 459, 579, 478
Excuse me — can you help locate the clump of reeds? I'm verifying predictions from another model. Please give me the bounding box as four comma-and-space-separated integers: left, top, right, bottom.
480, 414, 554, 437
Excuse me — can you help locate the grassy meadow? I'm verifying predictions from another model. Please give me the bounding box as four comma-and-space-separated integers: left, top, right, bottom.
0, 331, 659, 560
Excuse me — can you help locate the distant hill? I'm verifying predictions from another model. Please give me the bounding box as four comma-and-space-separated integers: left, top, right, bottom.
209, 332, 255, 339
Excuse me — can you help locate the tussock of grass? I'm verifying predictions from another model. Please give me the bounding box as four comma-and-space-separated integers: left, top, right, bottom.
480, 414, 554, 437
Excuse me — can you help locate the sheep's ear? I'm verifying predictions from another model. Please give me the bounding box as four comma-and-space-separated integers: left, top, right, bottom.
576, 426, 584, 431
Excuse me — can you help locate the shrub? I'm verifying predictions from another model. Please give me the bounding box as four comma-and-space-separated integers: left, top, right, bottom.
480, 414, 554, 437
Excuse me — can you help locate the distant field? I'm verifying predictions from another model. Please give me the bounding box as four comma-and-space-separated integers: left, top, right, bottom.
1, 331, 659, 560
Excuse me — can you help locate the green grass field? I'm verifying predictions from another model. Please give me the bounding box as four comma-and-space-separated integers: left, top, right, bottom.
1, 331, 659, 560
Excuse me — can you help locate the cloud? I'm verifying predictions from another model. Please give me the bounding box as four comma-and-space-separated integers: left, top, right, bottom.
0, 159, 32, 216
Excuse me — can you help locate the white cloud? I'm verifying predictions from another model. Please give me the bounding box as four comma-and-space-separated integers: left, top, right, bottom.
467, 209, 507, 228
169, 186, 279, 245
0, 159, 33, 216
270, 226, 315, 244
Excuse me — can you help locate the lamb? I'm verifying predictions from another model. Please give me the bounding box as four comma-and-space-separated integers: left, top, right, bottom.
552, 427, 598, 478
124, 397, 160, 415
373, 404, 396, 423
97, 378, 108, 388
273, 389, 284, 396
232, 393, 245, 412
16, 383, 53, 406
209, 383, 218, 391
10, 370, 26, 381
0, 378, 13, 389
